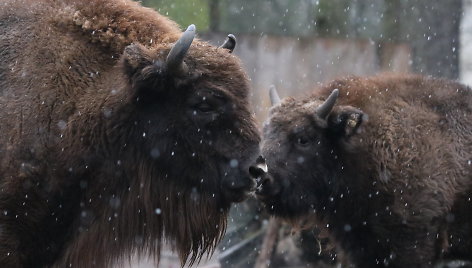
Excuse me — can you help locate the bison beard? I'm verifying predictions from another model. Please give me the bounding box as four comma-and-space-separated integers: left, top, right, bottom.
252, 74, 472, 267
0, 0, 260, 267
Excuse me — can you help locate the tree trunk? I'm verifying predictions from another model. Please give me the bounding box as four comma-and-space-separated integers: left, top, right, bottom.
209, 0, 220, 32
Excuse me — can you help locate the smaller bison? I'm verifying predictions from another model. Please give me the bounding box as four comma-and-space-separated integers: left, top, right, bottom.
250, 75, 472, 267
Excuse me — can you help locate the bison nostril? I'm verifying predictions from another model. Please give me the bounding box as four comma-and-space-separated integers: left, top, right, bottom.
249, 166, 265, 179
249, 156, 268, 178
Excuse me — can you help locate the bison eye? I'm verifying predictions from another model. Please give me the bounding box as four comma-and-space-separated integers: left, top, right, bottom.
196, 102, 214, 113
297, 136, 310, 147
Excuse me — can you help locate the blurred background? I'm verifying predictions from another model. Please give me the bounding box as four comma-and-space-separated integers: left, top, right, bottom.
129, 0, 469, 267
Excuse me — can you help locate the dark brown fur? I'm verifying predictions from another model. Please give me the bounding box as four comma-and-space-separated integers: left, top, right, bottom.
255, 74, 472, 267
0, 0, 260, 267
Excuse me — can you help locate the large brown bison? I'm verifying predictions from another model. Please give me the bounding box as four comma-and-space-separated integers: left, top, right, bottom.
250, 74, 472, 267
0, 0, 260, 267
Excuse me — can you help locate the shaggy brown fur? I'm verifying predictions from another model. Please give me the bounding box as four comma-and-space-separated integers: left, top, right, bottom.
0, 0, 260, 267
253, 74, 472, 267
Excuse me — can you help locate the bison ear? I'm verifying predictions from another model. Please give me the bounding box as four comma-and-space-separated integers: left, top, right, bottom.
122, 44, 165, 100
122, 43, 154, 78
327, 106, 366, 138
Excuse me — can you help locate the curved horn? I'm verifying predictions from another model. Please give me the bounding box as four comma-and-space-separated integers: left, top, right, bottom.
219, 34, 236, 53
316, 89, 339, 119
166, 24, 196, 73
269, 85, 281, 106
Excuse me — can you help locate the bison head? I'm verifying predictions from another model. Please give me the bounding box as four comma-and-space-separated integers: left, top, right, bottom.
117, 25, 259, 202
249, 86, 366, 222
77, 25, 260, 264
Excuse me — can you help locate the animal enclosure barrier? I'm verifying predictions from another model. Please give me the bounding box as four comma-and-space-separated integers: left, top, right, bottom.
203, 33, 411, 123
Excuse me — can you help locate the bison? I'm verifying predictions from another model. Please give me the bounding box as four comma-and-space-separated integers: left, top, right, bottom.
250, 74, 472, 267
0, 0, 260, 267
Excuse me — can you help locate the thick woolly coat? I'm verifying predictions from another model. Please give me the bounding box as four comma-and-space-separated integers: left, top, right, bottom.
0, 0, 260, 267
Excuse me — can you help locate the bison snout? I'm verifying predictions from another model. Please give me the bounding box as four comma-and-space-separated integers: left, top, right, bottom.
221, 164, 256, 203
248, 155, 267, 176
223, 176, 254, 191
248, 166, 266, 182
249, 157, 281, 199
221, 152, 260, 203
249, 156, 269, 185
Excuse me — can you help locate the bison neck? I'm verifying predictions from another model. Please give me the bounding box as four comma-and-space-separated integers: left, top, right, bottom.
313, 146, 395, 264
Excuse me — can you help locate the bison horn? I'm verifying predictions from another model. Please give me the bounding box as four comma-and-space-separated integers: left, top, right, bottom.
269, 85, 281, 106
219, 34, 236, 53
166, 24, 196, 74
316, 89, 339, 119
